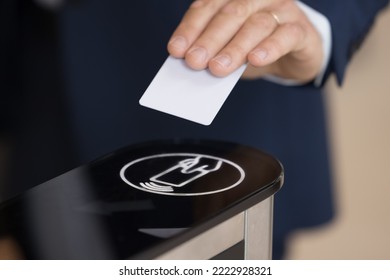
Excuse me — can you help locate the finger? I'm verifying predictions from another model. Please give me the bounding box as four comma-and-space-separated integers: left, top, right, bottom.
168, 0, 228, 58
248, 23, 305, 67
185, 0, 271, 70
208, 11, 278, 76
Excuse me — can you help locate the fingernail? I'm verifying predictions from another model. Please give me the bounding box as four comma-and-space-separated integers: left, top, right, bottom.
168, 36, 188, 51
190, 0, 204, 8
187, 47, 208, 63
213, 54, 232, 68
252, 49, 268, 61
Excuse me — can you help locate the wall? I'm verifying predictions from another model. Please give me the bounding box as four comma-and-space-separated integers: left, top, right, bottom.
288, 8, 390, 259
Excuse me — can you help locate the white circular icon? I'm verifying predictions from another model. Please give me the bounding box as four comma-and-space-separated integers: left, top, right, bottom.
120, 153, 245, 196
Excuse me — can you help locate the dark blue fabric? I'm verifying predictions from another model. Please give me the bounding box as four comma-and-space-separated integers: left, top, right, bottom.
305, 0, 389, 85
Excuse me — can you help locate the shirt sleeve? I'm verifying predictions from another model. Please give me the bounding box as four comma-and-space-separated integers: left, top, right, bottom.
303, 0, 389, 86
263, 0, 389, 87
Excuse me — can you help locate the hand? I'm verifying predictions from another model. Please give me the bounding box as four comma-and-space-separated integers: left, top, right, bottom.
167, 0, 324, 83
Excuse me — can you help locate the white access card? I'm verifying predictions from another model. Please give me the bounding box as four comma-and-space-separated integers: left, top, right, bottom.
139, 56, 247, 126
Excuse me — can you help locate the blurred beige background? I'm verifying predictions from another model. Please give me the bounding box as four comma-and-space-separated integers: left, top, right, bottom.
287, 9, 390, 259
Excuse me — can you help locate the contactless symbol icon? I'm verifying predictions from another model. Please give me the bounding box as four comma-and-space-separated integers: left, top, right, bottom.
119, 153, 245, 196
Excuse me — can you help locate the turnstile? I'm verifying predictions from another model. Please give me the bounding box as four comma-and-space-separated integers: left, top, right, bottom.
0, 140, 283, 259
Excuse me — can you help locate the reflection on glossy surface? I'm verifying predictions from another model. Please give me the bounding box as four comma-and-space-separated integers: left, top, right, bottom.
0, 140, 283, 259
0, 236, 24, 260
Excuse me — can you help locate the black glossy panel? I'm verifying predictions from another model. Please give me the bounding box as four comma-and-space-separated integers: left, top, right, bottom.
0, 140, 283, 259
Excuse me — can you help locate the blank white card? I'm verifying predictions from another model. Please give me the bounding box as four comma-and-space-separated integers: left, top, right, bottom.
139, 56, 246, 126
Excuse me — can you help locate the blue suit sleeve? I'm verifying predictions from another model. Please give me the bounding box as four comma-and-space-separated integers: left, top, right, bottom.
303, 0, 389, 85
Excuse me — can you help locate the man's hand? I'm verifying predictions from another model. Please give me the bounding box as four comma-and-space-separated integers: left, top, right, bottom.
167, 0, 323, 83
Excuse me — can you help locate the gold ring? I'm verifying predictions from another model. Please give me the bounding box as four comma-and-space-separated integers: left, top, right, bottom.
270, 12, 281, 25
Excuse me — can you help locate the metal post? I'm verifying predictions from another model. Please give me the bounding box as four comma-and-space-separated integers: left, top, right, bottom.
244, 196, 274, 260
